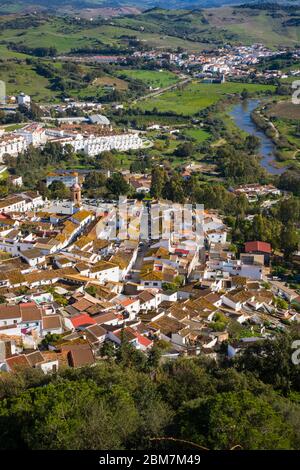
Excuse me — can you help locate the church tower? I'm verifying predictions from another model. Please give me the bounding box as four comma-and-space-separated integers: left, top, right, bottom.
71, 183, 81, 207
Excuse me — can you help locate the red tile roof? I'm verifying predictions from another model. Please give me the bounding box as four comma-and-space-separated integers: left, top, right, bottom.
70, 313, 97, 328
6, 354, 30, 371
244, 241, 271, 254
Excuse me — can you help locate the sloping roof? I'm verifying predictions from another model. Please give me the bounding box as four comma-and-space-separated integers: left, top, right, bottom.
20, 303, 42, 322
92, 311, 118, 324
72, 298, 94, 312
67, 348, 95, 368
86, 324, 107, 340
26, 350, 44, 367
0, 304, 21, 320
244, 241, 271, 254
42, 315, 62, 330
70, 313, 97, 328
138, 290, 156, 303
6, 354, 30, 371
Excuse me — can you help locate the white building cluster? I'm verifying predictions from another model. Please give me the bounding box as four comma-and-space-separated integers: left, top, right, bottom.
0, 121, 147, 162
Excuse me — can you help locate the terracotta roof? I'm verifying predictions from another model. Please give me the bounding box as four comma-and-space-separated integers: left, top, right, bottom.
244, 241, 271, 254
138, 291, 156, 303
26, 350, 44, 367
93, 311, 118, 324
90, 261, 118, 273
20, 304, 42, 322
86, 323, 107, 339
72, 298, 94, 312
0, 304, 21, 320
42, 315, 62, 330
6, 354, 30, 371
67, 347, 95, 368
70, 313, 97, 328
120, 297, 138, 307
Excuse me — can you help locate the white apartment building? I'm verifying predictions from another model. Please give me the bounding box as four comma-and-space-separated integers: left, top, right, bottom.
0, 135, 27, 161
57, 133, 145, 156
16, 123, 47, 147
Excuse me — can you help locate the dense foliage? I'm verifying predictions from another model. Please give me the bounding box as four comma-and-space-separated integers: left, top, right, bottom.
1, 331, 300, 450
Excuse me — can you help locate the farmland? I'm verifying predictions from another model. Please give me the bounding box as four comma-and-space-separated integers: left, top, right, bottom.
117, 70, 179, 89
135, 82, 276, 115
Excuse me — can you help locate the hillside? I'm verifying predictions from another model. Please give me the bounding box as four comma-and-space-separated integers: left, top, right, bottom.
1, 1, 300, 16
0, 5, 299, 58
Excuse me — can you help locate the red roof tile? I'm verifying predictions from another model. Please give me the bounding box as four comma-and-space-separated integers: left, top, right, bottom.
244, 241, 271, 254
70, 313, 97, 328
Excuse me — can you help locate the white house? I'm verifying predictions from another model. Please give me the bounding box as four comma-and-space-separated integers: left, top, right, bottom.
20, 248, 46, 267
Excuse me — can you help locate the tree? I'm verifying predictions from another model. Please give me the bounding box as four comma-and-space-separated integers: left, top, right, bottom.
245, 135, 260, 153
100, 341, 116, 359
83, 171, 106, 190
48, 180, 70, 199
106, 173, 131, 197
176, 390, 293, 449
278, 169, 300, 196
150, 167, 166, 199
95, 152, 118, 171
277, 197, 300, 225
241, 88, 250, 100
0, 380, 139, 450
162, 174, 185, 203
236, 335, 297, 394
174, 142, 194, 158
280, 223, 299, 260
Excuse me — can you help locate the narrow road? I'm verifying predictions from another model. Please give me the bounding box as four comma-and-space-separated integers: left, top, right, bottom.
131, 76, 192, 105
129, 242, 149, 283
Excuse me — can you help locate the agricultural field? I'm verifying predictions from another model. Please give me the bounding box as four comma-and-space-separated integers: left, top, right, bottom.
267, 101, 300, 121
136, 82, 276, 115
92, 76, 128, 91
117, 69, 179, 89
72, 73, 129, 100
182, 127, 211, 143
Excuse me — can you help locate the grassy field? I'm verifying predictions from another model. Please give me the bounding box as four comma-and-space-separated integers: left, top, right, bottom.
136, 82, 276, 115
205, 6, 300, 48
92, 76, 128, 90
182, 127, 211, 143
264, 100, 300, 164
117, 69, 179, 89
267, 101, 300, 120
0, 61, 53, 101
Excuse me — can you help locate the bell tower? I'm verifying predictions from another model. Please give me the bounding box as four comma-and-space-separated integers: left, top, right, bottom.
71, 183, 81, 206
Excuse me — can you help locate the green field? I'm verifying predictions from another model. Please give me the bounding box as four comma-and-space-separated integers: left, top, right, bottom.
0, 61, 53, 100
117, 69, 179, 89
182, 127, 211, 143
136, 82, 276, 115
205, 6, 300, 48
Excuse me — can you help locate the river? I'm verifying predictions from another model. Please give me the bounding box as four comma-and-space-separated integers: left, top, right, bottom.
230, 99, 284, 175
